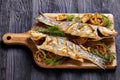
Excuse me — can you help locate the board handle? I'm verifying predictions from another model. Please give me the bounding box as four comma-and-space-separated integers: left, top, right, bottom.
2, 33, 30, 46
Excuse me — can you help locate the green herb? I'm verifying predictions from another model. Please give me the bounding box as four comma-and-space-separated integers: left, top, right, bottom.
66, 15, 80, 21
39, 50, 62, 65
102, 15, 113, 27
74, 16, 80, 22
90, 48, 104, 58
104, 51, 115, 63
37, 25, 65, 37
90, 44, 115, 63
106, 17, 113, 27
45, 58, 62, 65
67, 15, 75, 21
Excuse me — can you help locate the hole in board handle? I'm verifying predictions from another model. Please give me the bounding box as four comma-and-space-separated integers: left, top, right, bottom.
7, 36, 11, 40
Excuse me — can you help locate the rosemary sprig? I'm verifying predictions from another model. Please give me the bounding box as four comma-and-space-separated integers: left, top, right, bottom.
37, 25, 65, 37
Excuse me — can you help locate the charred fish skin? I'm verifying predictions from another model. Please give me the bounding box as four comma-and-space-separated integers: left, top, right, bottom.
36, 13, 117, 40
30, 31, 106, 69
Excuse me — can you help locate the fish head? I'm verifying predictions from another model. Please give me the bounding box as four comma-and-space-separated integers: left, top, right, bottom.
98, 27, 118, 37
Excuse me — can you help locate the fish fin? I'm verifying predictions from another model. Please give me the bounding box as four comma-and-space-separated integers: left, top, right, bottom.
39, 12, 45, 17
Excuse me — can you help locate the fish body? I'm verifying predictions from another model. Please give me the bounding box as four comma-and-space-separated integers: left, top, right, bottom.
36, 13, 117, 40
30, 31, 106, 68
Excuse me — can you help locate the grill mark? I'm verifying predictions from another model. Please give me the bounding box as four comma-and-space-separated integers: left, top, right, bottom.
54, 37, 59, 45
63, 39, 69, 55
73, 43, 76, 57
46, 39, 52, 45
51, 37, 55, 53
65, 22, 76, 31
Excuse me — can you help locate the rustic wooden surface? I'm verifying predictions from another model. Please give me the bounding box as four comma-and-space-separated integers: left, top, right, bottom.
0, 0, 120, 80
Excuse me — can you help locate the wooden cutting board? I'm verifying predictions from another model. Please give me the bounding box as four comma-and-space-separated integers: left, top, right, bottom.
2, 13, 117, 69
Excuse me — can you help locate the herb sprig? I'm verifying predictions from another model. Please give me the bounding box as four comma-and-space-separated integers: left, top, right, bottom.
102, 15, 113, 27
45, 58, 62, 65
38, 50, 62, 65
37, 25, 65, 37
67, 15, 75, 21
90, 43, 115, 63
67, 15, 80, 21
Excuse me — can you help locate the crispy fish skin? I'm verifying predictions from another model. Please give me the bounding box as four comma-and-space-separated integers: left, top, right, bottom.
30, 31, 106, 69
36, 13, 117, 40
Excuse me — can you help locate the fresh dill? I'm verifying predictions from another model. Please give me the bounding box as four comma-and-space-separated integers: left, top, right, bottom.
102, 15, 113, 27
90, 43, 115, 63
74, 16, 80, 22
106, 17, 113, 27
37, 25, 65, 37
45, 58, 62, 65
40, 50, 62, 65
65, 14, 80, 21
67, 15, 75, 21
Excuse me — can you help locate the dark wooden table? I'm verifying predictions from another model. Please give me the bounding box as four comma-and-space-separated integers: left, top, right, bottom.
0, 0, 120, 80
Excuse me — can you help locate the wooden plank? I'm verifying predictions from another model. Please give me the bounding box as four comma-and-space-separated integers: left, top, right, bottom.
0, 0, 10, 80
0, 0, 33, 80
34, 13, 116, 69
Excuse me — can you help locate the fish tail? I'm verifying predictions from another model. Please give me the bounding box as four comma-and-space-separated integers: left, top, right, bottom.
85, 51, 106, 69
92, 56, 106, 69
78, 45, 106, 69
37, 12, 59, 26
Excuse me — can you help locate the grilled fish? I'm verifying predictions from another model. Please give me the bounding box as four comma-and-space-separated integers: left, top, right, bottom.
36, 13, 117, 40
30, 31, 106, 68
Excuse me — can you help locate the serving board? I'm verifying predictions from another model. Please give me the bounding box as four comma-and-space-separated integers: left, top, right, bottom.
2, 13, 117, 69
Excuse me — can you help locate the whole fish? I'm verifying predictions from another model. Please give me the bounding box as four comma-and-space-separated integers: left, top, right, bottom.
30, 31, 106, 69
36, 13, 117, 40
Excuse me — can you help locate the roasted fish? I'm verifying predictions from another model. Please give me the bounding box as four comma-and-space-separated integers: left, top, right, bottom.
36, 13, 117, 40
30, 31, 106, 68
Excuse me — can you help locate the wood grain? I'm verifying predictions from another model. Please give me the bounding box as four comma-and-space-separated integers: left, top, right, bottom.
0, 0, 120, 80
